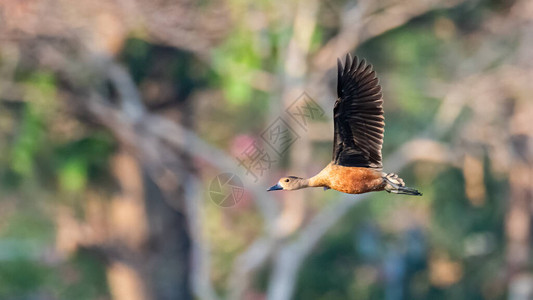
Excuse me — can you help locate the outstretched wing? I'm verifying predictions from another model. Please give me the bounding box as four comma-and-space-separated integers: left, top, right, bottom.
332, 54, 384, 169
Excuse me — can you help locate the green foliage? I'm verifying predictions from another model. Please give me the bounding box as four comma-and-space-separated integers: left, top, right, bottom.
10, 72, 56, 177
54, 251, 110, 300
54, 133, 115, 193
0, 63, 115, 298
10, 106, 43, 177
58, 158, 87, 193
0, 259, 49, 297
212, 29, 262, 105
121, 38, 152, 83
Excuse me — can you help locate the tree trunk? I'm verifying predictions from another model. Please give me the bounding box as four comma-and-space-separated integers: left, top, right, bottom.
105, 149, 192, 300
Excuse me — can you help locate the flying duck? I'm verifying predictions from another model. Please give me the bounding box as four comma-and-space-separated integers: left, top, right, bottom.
268, 54, 422, 196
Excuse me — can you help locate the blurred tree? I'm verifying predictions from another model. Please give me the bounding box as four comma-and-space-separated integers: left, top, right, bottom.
0, 0, 532, 299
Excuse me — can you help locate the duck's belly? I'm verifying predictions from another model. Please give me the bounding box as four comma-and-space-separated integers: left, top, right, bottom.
328, 166, 385, 194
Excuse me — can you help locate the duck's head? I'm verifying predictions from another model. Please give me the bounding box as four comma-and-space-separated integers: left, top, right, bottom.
267, 176, 307, 191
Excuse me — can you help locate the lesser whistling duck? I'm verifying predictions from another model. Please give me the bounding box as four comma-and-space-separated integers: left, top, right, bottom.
268, 54, 422, 196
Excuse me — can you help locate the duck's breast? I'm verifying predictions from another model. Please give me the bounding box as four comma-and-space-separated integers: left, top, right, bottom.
326, 165, 385, 194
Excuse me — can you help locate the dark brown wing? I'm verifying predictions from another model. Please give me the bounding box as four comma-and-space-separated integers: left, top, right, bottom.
332, 54, 384, 169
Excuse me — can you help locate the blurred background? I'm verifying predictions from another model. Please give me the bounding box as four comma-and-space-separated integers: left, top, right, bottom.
0, 0, 532, 299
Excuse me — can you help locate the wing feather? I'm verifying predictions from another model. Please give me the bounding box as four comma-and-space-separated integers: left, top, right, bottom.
332, 54, 384, 169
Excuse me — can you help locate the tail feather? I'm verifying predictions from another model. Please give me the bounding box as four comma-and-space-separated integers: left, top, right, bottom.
383, 173, 422, 196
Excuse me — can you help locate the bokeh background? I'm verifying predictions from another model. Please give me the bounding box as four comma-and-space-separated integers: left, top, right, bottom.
1, 0, 532, 299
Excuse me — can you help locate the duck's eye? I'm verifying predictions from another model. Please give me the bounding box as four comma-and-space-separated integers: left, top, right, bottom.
284, 179, 290, 182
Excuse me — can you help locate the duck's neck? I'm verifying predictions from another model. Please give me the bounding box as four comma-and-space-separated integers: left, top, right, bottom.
307, 174, 327, 188
292, 177, 319, 189
306, 164, 332, 188
294, 165, 331, 189
296, 178, 310, 189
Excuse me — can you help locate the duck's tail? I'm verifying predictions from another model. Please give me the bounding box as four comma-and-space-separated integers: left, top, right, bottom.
383, 173, 422, 196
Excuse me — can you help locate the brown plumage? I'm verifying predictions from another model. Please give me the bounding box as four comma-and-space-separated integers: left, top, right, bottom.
309, 163, 385, 194
268, 54, 422, 196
